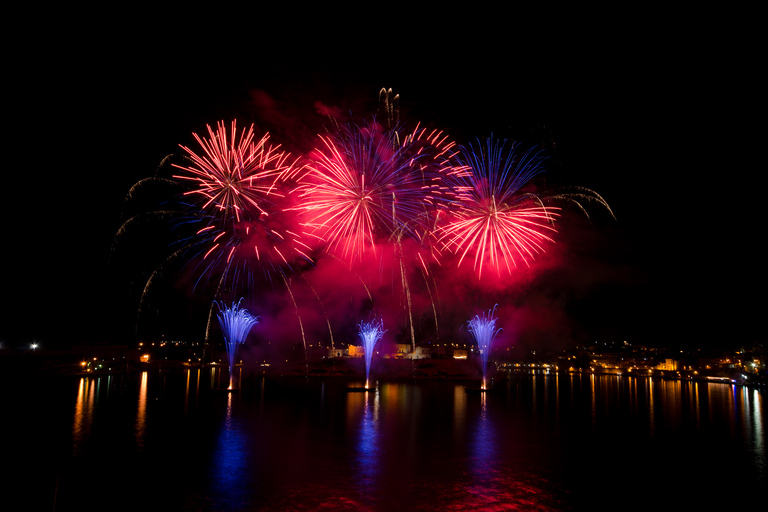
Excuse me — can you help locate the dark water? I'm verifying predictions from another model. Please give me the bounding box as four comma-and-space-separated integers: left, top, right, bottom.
6, 369, 765, 511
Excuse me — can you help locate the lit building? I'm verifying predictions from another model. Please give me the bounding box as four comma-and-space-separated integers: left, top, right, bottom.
348, 345, 365, 358
394, 344, 411, 357
655, 359, 678, 371
453, 349, 468, 359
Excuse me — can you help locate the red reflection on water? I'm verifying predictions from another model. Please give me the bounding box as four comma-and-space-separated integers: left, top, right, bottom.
441, 383, 561, 512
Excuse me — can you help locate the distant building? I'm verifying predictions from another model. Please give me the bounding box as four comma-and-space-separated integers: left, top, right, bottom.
328, 342, 466, 360
453, 349, 468, 359
348, 345, 364, 358
405, 346, 431, 360
394, 344, 411, 357
655, 359, 679, 371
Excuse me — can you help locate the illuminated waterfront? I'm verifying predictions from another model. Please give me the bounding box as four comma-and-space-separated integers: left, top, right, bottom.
7, 368, 765, 511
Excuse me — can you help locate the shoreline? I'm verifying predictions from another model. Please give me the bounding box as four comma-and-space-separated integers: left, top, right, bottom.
5, 355, 764, 389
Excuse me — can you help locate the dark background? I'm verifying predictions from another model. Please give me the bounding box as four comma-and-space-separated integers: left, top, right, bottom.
2, 13, 761, 351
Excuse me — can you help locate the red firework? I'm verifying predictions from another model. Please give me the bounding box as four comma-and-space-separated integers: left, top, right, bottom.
172, 121, 311, 281
294, 121, 456, 263
436, 138, 559, 279
172, 120, 295, 223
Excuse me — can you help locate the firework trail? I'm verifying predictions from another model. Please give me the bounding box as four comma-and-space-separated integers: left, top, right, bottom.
216, 299, 260, 390
358, 317, 386, 388
378, 87, 400, 134
110, 155, 203, 338
468, 305, 502, 390
436, 138, 560, 279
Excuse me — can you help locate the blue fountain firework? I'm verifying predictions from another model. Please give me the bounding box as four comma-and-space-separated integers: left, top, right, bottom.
468, 305, 502, 390
216, 299, 260, 389
358, 318, 386, 388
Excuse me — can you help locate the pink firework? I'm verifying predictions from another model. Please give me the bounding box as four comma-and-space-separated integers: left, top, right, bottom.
172, 120, 294, 223
172, 121, 311, 283
436, 138, 559, 279
294, 121, 455, 263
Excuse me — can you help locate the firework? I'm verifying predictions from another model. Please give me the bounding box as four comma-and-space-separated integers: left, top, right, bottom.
468, 305, 502, 390
113, 89, 615, 372
294, 120, 454, 263
171, 121, 313, 290
436, 138, 559, 279
172, 120, 292, 223
216, 298, 260, 390
294, 120, 463, 352
358, 317, 386, 389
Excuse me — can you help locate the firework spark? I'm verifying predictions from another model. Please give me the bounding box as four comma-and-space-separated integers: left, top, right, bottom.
113, 91, 614, 361
436, 138, 559, 279
216, 298, 260, 390
468, 305, 502, 390
172, 120, 292, 223
294, 121, 454, 263
358, 317, 386, 389
171, 121, 313, 290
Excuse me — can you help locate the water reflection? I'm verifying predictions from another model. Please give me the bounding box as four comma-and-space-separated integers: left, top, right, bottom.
648, 376, 655, 436
348, 388, 381, 488
136, 371, 148, 449
452, 387, 559, 511
453, 384, 466, 441
72, 377, 94, 457
734, 385, 765, 478
185, 369, 191, 415
211, 391, 250, 506
58, 370, 765, 511
693, 382, 701, 428
469, 391, 494, 477
590, 373, 597, 430
747, 387, 764, 473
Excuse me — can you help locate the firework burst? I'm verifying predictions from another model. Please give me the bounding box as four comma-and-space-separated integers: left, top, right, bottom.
172, 120, 291, 223
113, 89, 615, 358
112, 122, 315, 343
294, 120, 455, 263
436, 138, 560, 279
171, 121, 313, 289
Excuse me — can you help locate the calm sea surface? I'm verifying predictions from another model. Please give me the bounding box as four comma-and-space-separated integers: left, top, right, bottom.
6, 368, 765, 511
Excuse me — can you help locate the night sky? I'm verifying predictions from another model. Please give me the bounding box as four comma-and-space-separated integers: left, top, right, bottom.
3, 17, 762, 352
